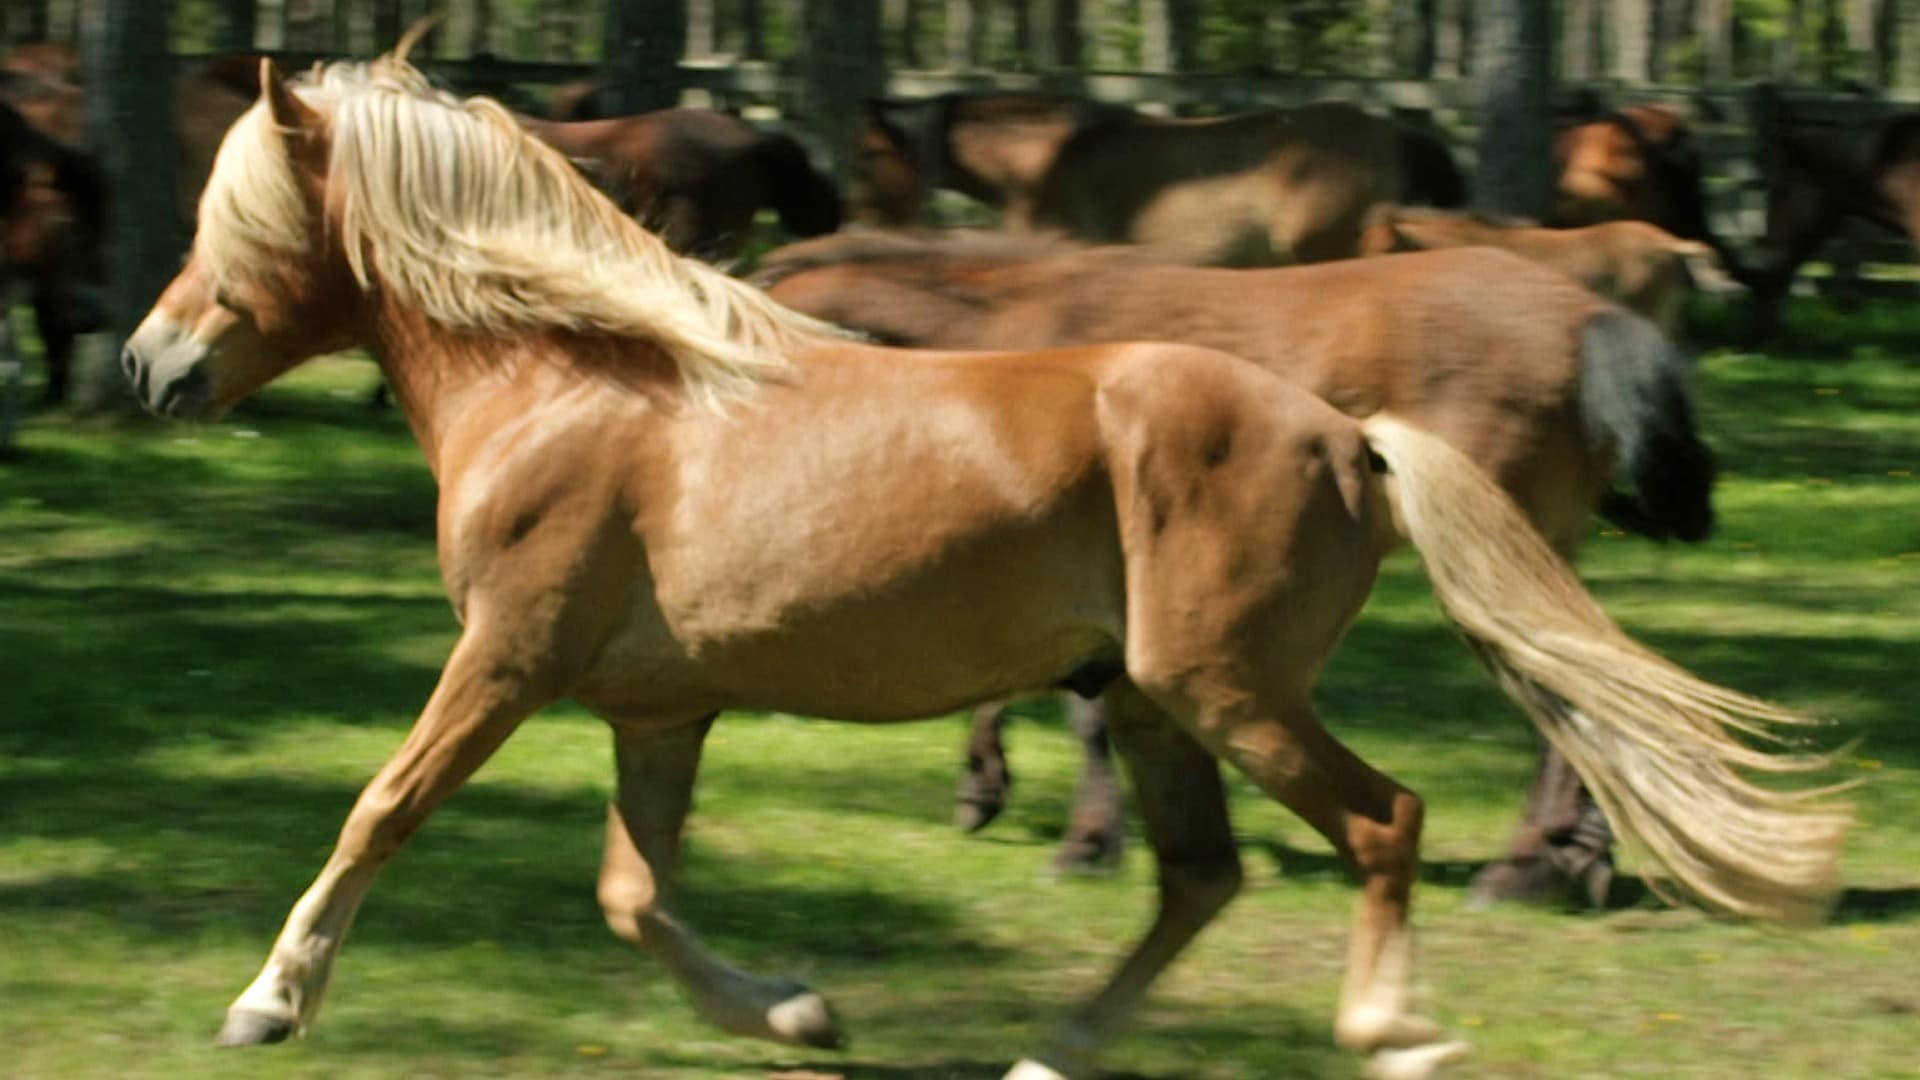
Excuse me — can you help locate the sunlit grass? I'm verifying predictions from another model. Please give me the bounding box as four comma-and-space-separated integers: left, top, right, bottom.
2, 299, 1916, 1079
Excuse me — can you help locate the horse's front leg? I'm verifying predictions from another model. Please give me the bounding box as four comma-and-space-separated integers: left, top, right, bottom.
216, 621, 553, 1046
596, 715, 845, 1049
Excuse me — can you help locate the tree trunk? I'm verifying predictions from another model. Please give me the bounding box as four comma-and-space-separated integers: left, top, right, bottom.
1897, 0, 1920, 88
1140, 0, 1197, 72
1697, 0, 1733, 82
945, 0, 985, 68
686, 0, 715, 58
1820, 0, 1845, 82
1611, 0, 1653, 80
373, 0, 402, 49
1563, 0, 1597, 79
602, 0, 685, 115
739, 0, 765, 59
6, 1, 51, 42
797, 0, 884, 179
1848, 0, 1885, 83
83, 0, 183, 415
1046, 0, 1083, 68
1652, 0, 1688, 81
897, 0, 925, 66
1774, 0, 1804, 80
1474, 0, 1554, 216
1433, 0, 1467, 77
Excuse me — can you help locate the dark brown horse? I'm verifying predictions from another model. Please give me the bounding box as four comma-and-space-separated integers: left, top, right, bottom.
0, 91, 107, 408
1743, 84, 1920, 340
855, 91, 1466, 263
124, 56, 1845, 1080
520, 110, 843, 257
752, 231, 1717, 902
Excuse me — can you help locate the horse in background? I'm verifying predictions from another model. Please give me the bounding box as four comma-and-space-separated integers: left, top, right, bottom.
520, 110, 842, 258
1742, 83, 1920, 341
751, 230, 1716, 902
0, 92, 107, 408
1553, 102, 1748, 277
855, 91, 1466, 263
124, 55, 1848, 1080
1359, 206, 1709, 339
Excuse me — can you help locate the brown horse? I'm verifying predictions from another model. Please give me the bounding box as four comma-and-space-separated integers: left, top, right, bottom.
124, 56, 1848, 1080
856, 91, 1466, 263
1743, 84, 1920, 341
752, 230, 1716, 897
1358, 206, 1709, 339
520, 110, 842, 257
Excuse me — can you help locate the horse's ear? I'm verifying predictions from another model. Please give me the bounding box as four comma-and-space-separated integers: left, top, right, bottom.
259, 58, 318, 134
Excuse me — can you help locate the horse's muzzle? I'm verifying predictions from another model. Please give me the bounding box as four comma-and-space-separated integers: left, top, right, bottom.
123, 319, 222, 421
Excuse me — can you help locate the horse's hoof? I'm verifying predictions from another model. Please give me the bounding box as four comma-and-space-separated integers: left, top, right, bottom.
768, 989, 845, 1050
214, 1008, 294, 1047
1050, 833, 1124, 877
1464, 857, 1568, 910
954, 798, 1004, 834
1004, 1058, 1072, 1080
1365, 1041, 1472, 1080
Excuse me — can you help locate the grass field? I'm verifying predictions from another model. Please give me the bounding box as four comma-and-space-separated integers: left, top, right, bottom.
2, 301, 1916, 1079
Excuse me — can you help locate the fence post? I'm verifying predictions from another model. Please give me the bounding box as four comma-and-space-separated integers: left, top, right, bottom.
602, 0, 686, 114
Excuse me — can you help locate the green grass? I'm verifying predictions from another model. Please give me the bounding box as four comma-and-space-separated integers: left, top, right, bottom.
2, 300, 1917, 1079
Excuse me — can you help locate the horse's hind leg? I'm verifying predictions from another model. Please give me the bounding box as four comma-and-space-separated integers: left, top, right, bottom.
1197, 692, 1466, 1079
1009, 683, 1240, 1080
1052, 693, 1126, 875
216, 626, 550, 1046
597, 716, 843, 1049
1467, 747, 1615, 910
956, 700, 1013, 832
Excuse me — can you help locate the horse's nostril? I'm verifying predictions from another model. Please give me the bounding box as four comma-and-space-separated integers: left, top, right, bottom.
119, 345, 136, 382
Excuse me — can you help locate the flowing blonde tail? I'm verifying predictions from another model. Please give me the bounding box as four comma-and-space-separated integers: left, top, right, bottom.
1361, 414, 1852, 922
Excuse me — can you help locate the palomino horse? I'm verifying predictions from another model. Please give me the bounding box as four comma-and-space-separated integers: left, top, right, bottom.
124, 56, 1849, 1080
1358, 206, 1709, 340
856, 91, 1466, 263
751, 231, 1714, 897
1743, 84, 1920, 341
519, 110, 843, 257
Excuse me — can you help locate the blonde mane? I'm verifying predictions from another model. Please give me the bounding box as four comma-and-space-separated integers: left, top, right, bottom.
195, 56, 835, 404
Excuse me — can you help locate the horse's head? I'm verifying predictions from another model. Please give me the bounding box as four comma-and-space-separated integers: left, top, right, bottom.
851, 99, 936, 226
125, 60, 358, 420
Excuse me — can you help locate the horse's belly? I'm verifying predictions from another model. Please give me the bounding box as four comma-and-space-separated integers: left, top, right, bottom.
576, 496, 1124, 723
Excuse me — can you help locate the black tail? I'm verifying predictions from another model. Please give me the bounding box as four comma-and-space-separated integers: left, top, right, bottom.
756, 132, 844, 237
1577, 308, 1716, 543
